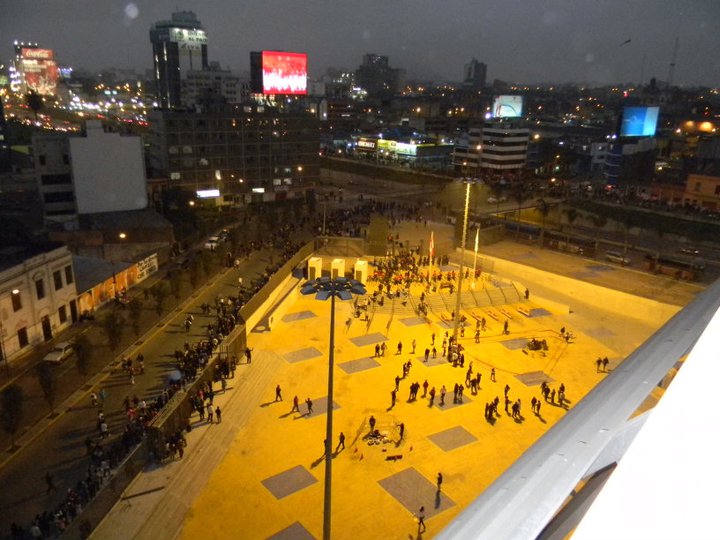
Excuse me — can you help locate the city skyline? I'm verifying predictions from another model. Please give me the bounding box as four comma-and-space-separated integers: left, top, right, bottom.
2, 0, 719, 87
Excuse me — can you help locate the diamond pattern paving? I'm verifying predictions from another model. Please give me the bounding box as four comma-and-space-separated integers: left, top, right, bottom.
284, 347, 323, 363
428, 426, 478, 451
261, 465, 317, 500
350, 332, 388, 347
282, 310, 317, 323
400, 316, 426, 327
500, 338, 528, 350
378, 467, 455, 517
338, 357, 381, 374
266, 522, 315, 540
515, 371, 553, 386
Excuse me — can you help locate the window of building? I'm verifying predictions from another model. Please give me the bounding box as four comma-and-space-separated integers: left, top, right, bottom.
35, 279, 45, 300
18, 328, 29, 348
11, 290, 22, 311
58, 305, 67, 324
43, 192, 75, 204
53, 270, 63, 291
64, 265, 74, 285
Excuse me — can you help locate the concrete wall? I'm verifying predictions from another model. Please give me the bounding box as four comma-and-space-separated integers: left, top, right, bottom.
485, 255, 681, 326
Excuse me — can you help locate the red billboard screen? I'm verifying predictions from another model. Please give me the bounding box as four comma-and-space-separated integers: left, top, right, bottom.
262, 51, 307, 95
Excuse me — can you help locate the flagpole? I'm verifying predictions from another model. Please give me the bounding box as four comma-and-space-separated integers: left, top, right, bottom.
472, 227, 479, 288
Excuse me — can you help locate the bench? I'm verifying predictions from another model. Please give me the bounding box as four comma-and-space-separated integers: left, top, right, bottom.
485, 309, 500, 321
517, 305, 532, 317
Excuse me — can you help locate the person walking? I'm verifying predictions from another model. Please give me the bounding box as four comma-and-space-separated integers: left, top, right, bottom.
369, 415, 376, 432
596, 357, 602, 372
602, 357, 609, 372
275, 384, 283, 401
207, 403, 214, 423
417, 506, 426, 533
440, 385, 446, 406
411, 339, 416, 354
398, 422, 405, 440
391, 389, 397, 408
336, 432, 345, 452
291, 395, 300, 413
215, 406, 222, 423
491, 367, 496, 382
395, 375, 401, 391
437, 472, 443, 491
424, 348, 430, 362
306, 398, 313, 415
396, 341, 403, 355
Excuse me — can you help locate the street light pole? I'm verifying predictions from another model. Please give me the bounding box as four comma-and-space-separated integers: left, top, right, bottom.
300, 277, 366, 540
452, 181, 471, 358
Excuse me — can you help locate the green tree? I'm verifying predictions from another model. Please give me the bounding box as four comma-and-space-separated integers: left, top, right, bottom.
25, 91, 43, 120
169, 269, 182, 300
189, 259, 201, 289
101, 309, 126, 352
563, 207, 579, 245
36, 362, 58, 415
535, 198, 551, 248
590, 214, 608, 258
128, 298, 144, 336
74, 334, 94, 375
512, 183, 529, 236
151, 281, 171, 316
0, 384, 23, 449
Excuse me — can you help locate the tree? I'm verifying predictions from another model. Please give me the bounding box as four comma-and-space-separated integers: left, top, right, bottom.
151, 281, 171, 316
36, 363, 58, 415
535, 199, 551, 248
0, 384, 23, 449
590, 214, 608, 257
101, 309, 126, 352
25, 91, 43, 120
563, 207, 579, 245
512, 183, 529, 237
128, 298, 144, 336
169, 269, 182, 300
189, 259, 201, 289
74, 334, 94, 375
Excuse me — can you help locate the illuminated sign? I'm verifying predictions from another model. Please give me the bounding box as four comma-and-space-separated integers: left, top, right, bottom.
20, 49, 59, 96
620, 106, 659, 137
394, 142, 417, 156
196, 189, 220, 198
170, 28, 207, 47
262, 51, 307, 95
357, 139, 376, 149
492, 95, 523, 118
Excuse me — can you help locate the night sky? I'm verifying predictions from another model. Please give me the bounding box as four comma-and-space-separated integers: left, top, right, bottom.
2, 0, 719, 86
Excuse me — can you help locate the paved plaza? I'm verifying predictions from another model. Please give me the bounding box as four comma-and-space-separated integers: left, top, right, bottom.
92, 222, 701, 540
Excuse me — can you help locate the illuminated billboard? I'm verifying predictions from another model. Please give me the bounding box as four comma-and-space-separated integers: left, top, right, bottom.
20, 48, 58, 96
492, 95, 523, 118
620, 106, 659, 137
261, 51, 307, 95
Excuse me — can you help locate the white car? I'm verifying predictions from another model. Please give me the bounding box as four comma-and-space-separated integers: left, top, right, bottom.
487, 196, 507, 204
204, 236, 220, 250
43, 342, 74, 364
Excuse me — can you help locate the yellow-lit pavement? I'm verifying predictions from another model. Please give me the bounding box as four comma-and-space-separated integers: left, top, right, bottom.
94, 222, 701, 540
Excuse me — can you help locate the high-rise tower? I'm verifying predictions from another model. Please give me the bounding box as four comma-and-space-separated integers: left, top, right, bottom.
149, 11, 208, 109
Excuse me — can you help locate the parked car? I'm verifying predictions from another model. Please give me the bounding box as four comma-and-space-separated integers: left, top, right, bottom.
43, 342, 74, 364
605, 250, 631, 265
204, 236, 220, 250
679, 246, 700, 256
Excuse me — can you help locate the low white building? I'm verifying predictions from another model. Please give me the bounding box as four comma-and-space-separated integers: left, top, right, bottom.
0, 244, 78, 362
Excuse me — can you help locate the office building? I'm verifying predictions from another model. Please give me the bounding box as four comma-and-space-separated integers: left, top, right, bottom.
0, 244, 78, 362
463, 59, 487, 92
355, 54, 405, 99
33, 120, 148, 226
149, 11, 209, 109
480, 120, 530, 171
147, 104, 319, 203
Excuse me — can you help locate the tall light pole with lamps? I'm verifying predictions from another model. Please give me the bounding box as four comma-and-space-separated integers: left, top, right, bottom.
300, 276, 366, 540
450, 178, 474, 359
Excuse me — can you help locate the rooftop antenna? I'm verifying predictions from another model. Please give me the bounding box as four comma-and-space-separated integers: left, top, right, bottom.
667, 37, 679, 88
